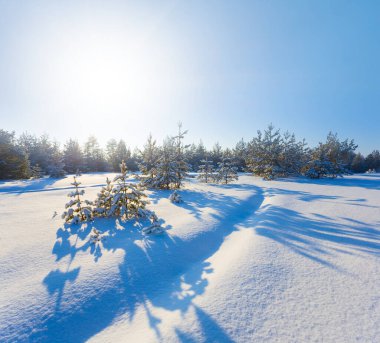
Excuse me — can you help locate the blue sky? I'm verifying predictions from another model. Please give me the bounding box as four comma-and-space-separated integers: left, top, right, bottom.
0, 0, 379, 153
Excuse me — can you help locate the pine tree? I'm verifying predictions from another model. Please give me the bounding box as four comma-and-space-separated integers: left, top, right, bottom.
116, 140, 131, 168
108, 160, 150, 220
138, 133, 160, 179
233, 139, 247, 172
63, 139, 84, 174
48, 150, 66, 178
304, 132, 357, 178
31, 164, 43, 179
365, 150, 380, 172
18, 133, 59, 176
246, 124, 283, 180
304, 147, 338, 179
143, 138, 178, 189
214, 157, 238, 184
93, 177, 114, 217
197, 158, 214, 183
62, 176, 93, 224
106, 139, 118, 171
171, 122, 189, 188
351, 153, 366, 173
211, 142, 223, 167
84, 136, 107, 172
279, 131, 308, 177
185, 143, 197, 171
0, 130, 30, 179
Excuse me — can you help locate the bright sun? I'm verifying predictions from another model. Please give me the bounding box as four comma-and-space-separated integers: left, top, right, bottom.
21, 8, 188, 144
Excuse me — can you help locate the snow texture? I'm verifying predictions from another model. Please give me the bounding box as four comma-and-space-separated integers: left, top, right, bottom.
0, 173, 379, 342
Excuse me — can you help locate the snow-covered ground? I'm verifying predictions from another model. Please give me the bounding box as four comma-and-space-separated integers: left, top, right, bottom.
0, 173, 379, 342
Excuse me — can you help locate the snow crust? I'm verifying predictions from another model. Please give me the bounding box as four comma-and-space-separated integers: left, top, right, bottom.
0, 173, 379, 342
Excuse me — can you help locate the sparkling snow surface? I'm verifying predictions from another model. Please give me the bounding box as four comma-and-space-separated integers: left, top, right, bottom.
0, 174, 379, 342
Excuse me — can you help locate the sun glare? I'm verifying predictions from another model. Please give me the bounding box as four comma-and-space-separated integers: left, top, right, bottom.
55, 34, 157, 109
41, 21, 183, 135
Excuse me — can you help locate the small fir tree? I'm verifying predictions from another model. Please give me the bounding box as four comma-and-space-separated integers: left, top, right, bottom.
62, 176, 92, 224
215, 158, 238, 184
197, 158, 214, 183
171, 122, 190, 188
138, 133, 160, 178
108, 160, 150, 220
143, 138, 178, 189
93, 177, 114, 217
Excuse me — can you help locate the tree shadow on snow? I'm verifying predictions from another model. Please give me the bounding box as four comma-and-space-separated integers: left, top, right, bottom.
149, 182, 262, 222
255, 205, 380, 270
32, 185, 264, 342
265, 187, 379, 209
0, 177, 60, 195
175, 305, 235, 343
277, 174, 380, 190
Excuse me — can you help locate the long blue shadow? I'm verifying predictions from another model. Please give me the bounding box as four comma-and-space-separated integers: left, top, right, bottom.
277, 174, 380, 190
255, 206, 380, 269
29, 185, 264, 342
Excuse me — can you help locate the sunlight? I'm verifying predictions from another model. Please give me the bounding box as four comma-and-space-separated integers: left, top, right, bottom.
54, 33, 158, 110
39, 21, 183, 137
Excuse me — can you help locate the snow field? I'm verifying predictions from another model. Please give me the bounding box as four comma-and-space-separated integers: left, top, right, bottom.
0, 173, 379, 342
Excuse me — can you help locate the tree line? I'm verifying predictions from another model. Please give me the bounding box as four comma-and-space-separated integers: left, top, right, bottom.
0, 124, 379, 180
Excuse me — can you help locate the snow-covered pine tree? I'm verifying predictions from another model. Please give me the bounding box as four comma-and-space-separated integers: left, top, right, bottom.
197, 158, 214, 183
350, 153, 366, 173
211, 142, 223, 167
108, 160, 150, 220
246, 124, 283, 180
143, 138, 178, 189
185, 141, 207, 172
365, 150, 380, 172
304, 148, 339, 179
278, 131, 309, 177
171, 122, 189, 188
93, 177, 113, 217
304, 143, 342, 179
31, 164, 44, 179
48, 151, 66, 178
62, 176, 92, 224
63, 139, 84, 174
106, 138, 118, 172
233, 138, 247, 172
304, 132, 357, 179
83, 136, 107, 172
138, 134, 160, 178
214, 157, 238, 184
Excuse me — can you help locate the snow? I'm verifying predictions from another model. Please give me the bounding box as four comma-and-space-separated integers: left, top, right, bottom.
0, 173, 379, 342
